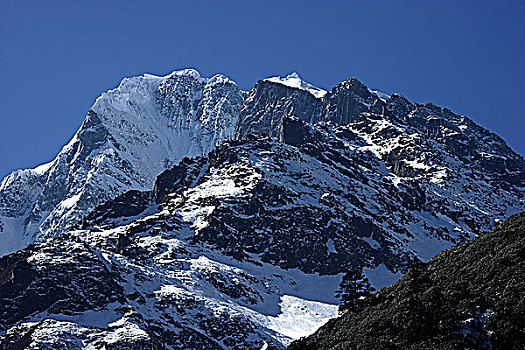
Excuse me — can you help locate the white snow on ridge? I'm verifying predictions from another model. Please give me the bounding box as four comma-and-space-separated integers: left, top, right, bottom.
167, 68, 204, 81
33, 161, 55, 175
207, 73, 235, 86
370, 89, 391, 102
265, 72, 328, 98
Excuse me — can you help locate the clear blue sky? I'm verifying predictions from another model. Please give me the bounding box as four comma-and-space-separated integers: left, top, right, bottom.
1, 1, 524, 179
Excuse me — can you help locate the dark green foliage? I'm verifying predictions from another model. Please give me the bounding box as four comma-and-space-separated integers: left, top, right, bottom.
289, 212, 525, 350
335, 270, 374, 314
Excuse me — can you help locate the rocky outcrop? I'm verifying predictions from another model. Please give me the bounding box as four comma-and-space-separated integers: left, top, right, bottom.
322, 78, 384, 124
235, 80, 323, 140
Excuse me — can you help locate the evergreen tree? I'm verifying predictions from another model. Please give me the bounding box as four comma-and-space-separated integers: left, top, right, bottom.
336, 270, 375, 314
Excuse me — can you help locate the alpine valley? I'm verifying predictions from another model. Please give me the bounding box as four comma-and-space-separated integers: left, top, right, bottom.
0, 69, 523, 349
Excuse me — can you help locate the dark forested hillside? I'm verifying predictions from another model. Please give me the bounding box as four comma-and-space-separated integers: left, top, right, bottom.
289, 212, 525, 350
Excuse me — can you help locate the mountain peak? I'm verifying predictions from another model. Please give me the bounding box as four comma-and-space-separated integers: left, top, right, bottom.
264, 72, 327, 98
167, 68, 203, 80
207, 73, 236, 86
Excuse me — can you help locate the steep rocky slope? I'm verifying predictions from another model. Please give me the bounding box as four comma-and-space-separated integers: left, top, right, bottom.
0, 70, 524, 348
289, 211, 525, 350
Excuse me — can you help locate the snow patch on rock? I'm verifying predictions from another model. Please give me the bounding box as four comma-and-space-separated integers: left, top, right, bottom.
265, 72, 327, 98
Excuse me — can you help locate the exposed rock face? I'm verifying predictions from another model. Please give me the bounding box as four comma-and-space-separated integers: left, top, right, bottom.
288, 212, 525, 350
235, 80, 323, 140
0, 69, 523, 349
322, 77, 384, 124
155, 113, 521, 275
279, 116, 314, 146
235, 76, 389, 141
0, 239, 125, 331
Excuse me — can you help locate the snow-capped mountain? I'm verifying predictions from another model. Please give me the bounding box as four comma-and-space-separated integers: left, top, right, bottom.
264, 73, 328, 98
0, 69, 243, 256
0, 69, 523, 349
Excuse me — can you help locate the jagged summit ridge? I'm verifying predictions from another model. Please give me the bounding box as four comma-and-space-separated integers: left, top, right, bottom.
1, 68, 524, 258
0, 68, 524, 349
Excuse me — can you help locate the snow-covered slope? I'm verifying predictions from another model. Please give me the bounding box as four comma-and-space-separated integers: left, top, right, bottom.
0, 222, 339, 349
0, 69, 524, 349
0, 69, 244, 256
